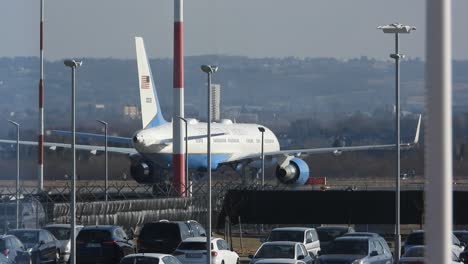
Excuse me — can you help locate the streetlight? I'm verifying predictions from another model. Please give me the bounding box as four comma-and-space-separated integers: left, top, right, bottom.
177, 116, 190, 197
97, 120, 109, 202
8, 120, 19, 229
64, 59, 82, 264
201, 64, 218, 264
258, 127, 265, 187
378, 23, 415, 261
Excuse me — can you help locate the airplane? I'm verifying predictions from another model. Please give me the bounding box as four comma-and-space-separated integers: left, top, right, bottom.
0, 37, 421, 186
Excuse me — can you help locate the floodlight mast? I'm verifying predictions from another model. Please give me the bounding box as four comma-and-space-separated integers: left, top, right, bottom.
201, 64, 218, 264
64, 59, 82, 264
378, 22, 415, 263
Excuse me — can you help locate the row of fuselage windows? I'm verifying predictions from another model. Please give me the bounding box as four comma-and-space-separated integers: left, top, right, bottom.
194, 138, 275, 144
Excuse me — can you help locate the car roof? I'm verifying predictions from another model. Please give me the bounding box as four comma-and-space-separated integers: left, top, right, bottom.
342, 232, 380, 237
0, 235, 18, 239
261, 241, 298, 246
80, 225, 118, 230
335, 236, 370, 241
454, 230, 468, 234
272, 227, 311, 232
44, 224, 84, 228
182, 237, 218, 243
123, 253, 173, 259
8, 229, 41, 232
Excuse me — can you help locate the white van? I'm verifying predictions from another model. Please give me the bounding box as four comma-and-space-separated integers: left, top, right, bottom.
266, 227, 321, 258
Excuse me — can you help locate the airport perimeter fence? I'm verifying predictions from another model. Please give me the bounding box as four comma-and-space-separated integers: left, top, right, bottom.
0, 180, 291, 234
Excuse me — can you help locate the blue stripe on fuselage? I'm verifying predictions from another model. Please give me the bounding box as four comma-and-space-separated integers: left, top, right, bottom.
141, 153, 231, 171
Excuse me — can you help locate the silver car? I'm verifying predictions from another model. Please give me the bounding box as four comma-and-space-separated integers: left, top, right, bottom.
44, 224, 83, 263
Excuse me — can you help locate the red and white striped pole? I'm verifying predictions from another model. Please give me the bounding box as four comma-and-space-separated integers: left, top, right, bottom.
38, 0, 44, 191
173, 0, 186, 196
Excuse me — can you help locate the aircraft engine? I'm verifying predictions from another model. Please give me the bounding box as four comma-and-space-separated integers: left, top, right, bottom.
130, 154, 163, 184
275, 158, 309, 185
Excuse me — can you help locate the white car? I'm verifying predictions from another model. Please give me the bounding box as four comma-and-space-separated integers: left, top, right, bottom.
266, 227, 320, 258
174, 237, 239, 264
120, 253, 182, 264
44, 223, 83, 263
250, 241, 313, 264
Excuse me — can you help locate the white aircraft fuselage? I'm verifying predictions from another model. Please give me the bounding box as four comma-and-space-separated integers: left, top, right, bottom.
133, 119, 279, 170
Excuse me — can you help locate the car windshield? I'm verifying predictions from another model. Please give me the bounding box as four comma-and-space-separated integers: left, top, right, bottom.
317, 229, 348, 242
140, 223, 180, 240
9, 231, 38, 244
46, 227, 70, 240
268, 231, 304, 242
255, 244, 295, 259
121, 256, 159, 264
327, 240, 368, 255
177, 242, 211, 250
406, 233, 424, 245
403, 247, 424, 257
77, 230, 112, 242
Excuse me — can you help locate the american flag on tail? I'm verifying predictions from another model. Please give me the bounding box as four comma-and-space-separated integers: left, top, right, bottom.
141, 75, 150, 89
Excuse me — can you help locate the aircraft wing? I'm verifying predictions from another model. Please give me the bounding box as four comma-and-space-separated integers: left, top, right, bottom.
224, 114, 421, 164
0, 139, 137, 155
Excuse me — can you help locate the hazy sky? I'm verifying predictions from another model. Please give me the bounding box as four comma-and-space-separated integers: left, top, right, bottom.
2, 0, 468, 60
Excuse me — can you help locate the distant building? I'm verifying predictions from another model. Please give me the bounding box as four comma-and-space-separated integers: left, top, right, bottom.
210, 84, 221, 121
124, 105, 139, 119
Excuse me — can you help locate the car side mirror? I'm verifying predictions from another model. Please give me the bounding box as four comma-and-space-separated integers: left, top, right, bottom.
370, 251, 378, 257
259, 237, 266, 243
297, 255, 305, 260
248, 255, 254, 259
306, 239, 312, 243
39, 240, 45, 246
317, 250, 322, 256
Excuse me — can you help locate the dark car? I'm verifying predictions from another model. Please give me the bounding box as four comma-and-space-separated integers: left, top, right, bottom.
316, 226, 355, 251
0, 235, 31, 264
76, 225, 136, 264
137, 220, 204, 254
316, 236, 393, 264
7, 229, 59, 264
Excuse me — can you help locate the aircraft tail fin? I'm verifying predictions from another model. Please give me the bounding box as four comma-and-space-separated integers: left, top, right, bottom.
135, 36, 167, 129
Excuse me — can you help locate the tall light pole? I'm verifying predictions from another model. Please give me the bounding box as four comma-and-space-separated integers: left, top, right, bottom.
64, 59, 82, 264
258, 127, 265, 187
97, 120, 108, 202
426, 0, 453, 263
177, 116, 189, 197
8, 120, 20, 229
378, 23, 415, 261
201, 64, 218, 264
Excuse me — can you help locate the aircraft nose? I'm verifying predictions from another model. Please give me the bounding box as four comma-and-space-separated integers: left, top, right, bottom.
132, 132, 144, 145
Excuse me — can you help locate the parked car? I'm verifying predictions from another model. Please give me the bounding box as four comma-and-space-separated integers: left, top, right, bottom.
44, 224, 83, 264
76, 225, 136, 264
186, 220, 207, 237
137, 220, 204, 254
402, 230, 465, 257
266, 227, 320, 258
315, 236, 393, 264
399, 245, 463, 264
249, 241, 313, 264
0, 197, 46, 233
316, 226, 355, 251
120, 253, 182, 264
454, 230, 468, 245
7, 229, 60, 264
173, 237, 239, 264
342, 232, 392, 256
0, 234, 31, 264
